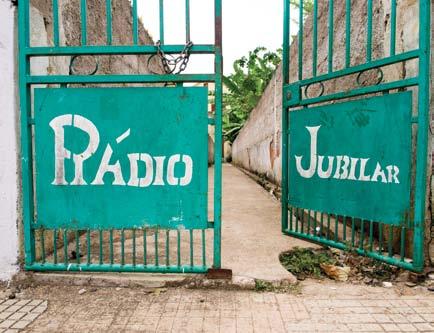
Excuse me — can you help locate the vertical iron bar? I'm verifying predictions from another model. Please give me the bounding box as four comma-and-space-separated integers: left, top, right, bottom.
281, 0, 290, 233
312, 0, 318, 77
328, 0, 334, 73
320, 212, 324, 236
109, 229, 114, 265
86, 229, 91, 265
313, 211, 317, 235
177, 230, 181, 267
295, 208, 299, 232
307, 210, 311, 234
298, 0, 304, 80
132, 0, 138, 44
301, 210, 304, 233
121, 229, 125, 265
369, 221, 374, 252
378, 223, 383, 253
390, 0, 396, 55
159, 0, 165, 43
132, 229, 136, 266
40, 229, 45, 264
143, 229, 147, 266
53, 229, 57, 264
190, 229, 194, 267
359, 220, 365, 250
52, 0, 60, 46
351, 217, 355, 247
342, 216, 353, 242
106, 0, 112, 45
155, 229, 159, 266
289, 207, 293, 231
81, 0, 87, 45
413, 0, 431, 271
99, 229, 103, 265
185, 0, 191, 42
202, 229, 206, 267
213, 0, 223, 269
366, 0, 373, 62
166, 230, 170, 266
400, 227, 406, 261
334, 215, 338, 241
63, 230, 68, 265
345, 0, 351, 68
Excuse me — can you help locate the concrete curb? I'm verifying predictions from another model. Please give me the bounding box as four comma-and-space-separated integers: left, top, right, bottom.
11, 272, 298, 291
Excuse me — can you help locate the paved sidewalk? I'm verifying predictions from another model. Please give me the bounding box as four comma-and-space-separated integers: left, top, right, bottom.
17, 283, 434, 333
0, 299, 47, 332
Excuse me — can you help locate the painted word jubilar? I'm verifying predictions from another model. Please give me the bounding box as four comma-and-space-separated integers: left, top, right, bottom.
34, 87, 209, 229
50, 114, 193, 187
295, 125, 400, 184
289, 92, 412, 225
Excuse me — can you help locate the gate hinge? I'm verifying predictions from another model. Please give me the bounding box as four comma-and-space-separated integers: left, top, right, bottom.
283, 84, 301, 108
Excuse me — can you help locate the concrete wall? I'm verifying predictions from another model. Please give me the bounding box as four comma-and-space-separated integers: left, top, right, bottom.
0, 1, 19, 280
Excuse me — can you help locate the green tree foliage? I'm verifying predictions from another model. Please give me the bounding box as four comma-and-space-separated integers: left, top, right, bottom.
290, 0, 314, 14
222, 47, 281, 142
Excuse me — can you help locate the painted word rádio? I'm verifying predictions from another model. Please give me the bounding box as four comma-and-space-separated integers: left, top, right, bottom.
49, 114, 193, 187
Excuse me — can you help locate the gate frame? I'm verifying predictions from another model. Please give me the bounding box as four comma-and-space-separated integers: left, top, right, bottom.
281, 0, 431, 272
18, 0, 223, 273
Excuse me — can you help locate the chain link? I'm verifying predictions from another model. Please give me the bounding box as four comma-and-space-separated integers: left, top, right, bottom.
154, 40, 193, 74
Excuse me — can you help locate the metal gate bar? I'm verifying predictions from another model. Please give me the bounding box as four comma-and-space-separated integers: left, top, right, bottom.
19, 0, 222, 273
281, 0, 431, 272
30, 228, 211, 273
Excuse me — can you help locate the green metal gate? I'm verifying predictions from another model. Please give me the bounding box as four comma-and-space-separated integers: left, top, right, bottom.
281, 0, 431, 271
19, 0, 222, 273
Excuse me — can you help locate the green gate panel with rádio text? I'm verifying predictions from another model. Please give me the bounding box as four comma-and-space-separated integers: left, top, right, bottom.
34, 87, 209, 229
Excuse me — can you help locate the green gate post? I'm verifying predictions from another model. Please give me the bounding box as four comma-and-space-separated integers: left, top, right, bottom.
281, 0, 290, 232
413, 0, 431, 270
213, 0, 223, 269
18, 0, 35, 266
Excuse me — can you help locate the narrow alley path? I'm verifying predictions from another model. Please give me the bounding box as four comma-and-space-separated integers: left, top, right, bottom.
221, 164, 311, 282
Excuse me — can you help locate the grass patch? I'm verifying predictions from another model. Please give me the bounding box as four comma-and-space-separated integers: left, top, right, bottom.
254, 280, 301, 294
279, 247, 336, 279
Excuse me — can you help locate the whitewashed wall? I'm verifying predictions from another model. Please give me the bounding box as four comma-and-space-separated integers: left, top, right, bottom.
0, 1, 19, 281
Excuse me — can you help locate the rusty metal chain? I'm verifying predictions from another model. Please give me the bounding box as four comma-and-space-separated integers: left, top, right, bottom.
154, 40, 193, 74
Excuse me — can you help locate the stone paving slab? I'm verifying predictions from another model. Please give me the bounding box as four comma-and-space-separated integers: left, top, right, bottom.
0, 299, 47, 332
18, 284, 434, 333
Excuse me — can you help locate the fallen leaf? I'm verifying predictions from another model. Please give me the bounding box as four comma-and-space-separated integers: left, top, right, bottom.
320, 264, 351, 282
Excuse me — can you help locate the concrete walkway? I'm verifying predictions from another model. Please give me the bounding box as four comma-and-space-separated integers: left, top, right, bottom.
221, 164, 310, 282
